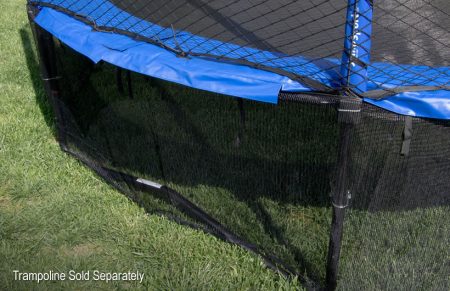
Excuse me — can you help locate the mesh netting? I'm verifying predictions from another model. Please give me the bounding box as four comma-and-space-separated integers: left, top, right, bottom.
29, 0, 450, 97
26, 16, 450, 288
369, 0, 450, 94
372, 0, 450, 67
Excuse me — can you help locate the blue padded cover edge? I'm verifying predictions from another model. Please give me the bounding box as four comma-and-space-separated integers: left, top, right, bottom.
35, 7, 450, 119
35, 8, 312, 104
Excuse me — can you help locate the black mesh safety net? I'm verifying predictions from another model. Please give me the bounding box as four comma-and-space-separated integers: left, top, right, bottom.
26, 1, 450, 290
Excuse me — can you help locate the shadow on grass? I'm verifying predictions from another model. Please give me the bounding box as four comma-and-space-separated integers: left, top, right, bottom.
20, 28, 56, 134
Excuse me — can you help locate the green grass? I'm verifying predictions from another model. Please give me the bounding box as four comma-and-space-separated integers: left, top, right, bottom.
1, 1, 449, 290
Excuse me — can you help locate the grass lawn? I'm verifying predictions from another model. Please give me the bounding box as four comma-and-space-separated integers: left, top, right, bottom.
1, 1, 449, 290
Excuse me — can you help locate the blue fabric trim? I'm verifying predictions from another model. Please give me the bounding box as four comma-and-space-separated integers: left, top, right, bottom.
364, 90, 450, 120
33, 5, 450, 119
31, 0, 342, 89
35, 8, 312, 104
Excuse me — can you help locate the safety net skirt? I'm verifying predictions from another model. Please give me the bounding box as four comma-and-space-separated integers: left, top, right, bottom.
26, 1, 449, 290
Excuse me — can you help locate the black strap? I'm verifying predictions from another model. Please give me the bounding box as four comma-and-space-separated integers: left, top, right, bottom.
401, 116, 413, 156
116, 68, 124, 94
234, 98, 246, 147
126, 70, 134, 99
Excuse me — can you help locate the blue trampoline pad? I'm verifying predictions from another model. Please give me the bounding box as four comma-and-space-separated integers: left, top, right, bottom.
33, 3, 450, 119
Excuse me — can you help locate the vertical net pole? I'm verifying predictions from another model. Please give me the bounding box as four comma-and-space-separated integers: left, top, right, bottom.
340, 0, 373, 94
325, 97, 362, 290
325, 121, 353, 291
325, 1, 372, 289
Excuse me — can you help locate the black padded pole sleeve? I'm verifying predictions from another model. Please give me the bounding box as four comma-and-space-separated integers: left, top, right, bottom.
325, 118, 354, 290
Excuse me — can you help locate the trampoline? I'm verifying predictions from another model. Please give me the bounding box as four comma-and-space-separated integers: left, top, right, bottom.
26, 1, 449, 290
